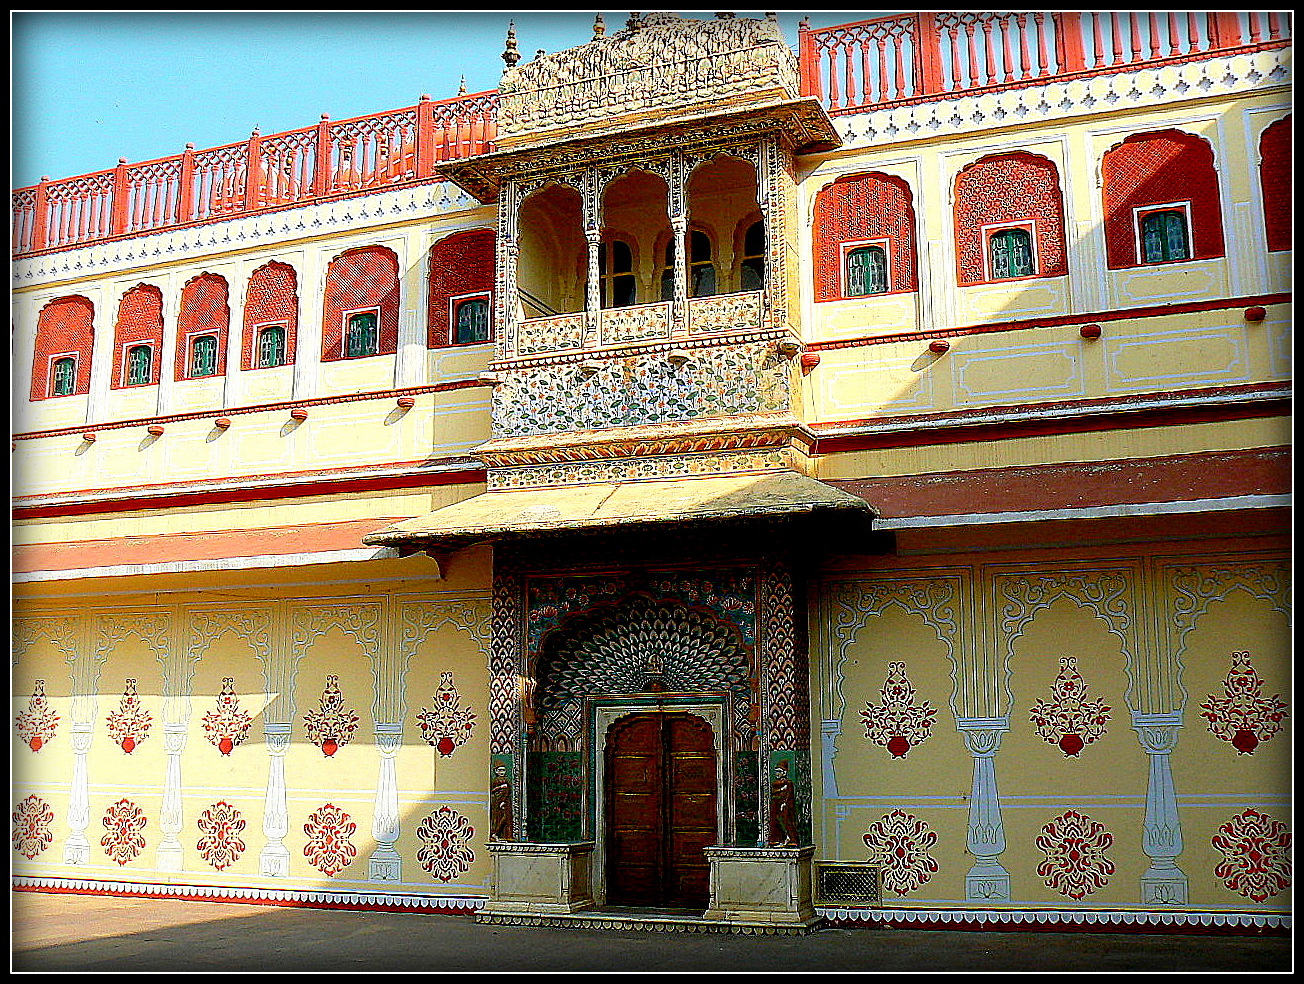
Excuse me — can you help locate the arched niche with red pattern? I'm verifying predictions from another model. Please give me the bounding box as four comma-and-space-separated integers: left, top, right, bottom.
174, 272, 231, 381
241, 261, 300, 370
1102, 129, 1225, 270
1258, 116, 1291, 253
427, 229, 495, 347
812, 171, 918, 301
110, 284, 165, 389
30, 295, 95, 401
953, 151, 1068, 286
320, 245, 401, 362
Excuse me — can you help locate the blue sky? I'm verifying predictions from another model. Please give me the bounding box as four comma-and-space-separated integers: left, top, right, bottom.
11, 10, 863, 189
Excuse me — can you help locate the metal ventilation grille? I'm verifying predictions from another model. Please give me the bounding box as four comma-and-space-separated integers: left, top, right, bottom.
814, 861, 881, 907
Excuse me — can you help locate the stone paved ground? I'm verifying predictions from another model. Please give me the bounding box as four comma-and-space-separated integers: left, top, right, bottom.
10, 891, 1293, 973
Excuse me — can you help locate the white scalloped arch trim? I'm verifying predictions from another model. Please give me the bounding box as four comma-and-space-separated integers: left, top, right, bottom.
12, 877, 486, 912
820, 906, 1289, 931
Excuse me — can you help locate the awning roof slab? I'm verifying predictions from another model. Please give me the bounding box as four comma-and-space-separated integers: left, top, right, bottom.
364, 472, 876, 549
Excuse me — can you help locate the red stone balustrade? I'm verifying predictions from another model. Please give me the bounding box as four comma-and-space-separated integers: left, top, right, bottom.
12, 90, 498, 258
798, 11, 1290, 114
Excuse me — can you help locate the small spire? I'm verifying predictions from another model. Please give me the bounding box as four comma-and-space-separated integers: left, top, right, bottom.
502, 20, 520, 69
626, 12, 642, 31
593, 12, 605, 39
715, 12, 736, 18
458, 75, 466, 95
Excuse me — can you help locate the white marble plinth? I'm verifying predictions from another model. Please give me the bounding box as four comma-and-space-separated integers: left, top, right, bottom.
478, 842, 596, 916
702, 845, 819, 927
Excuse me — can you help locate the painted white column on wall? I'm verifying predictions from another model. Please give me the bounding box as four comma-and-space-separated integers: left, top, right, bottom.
368, 724, 404, 882
259, 725, 292, 877
958, 718, 1012, 902
156, 724, 188, 871
1133, 711, 1188, 905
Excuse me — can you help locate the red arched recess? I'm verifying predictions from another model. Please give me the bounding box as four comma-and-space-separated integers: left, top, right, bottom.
321, 246, 400, 361
174, 273, 230, 380
30, 296, 94, 401
242, 261, 300, 369
428, 229, 495, 346
1102, 129, 1225, 269
954, 152, 1068, 285
812, 172, 917, 300
111, 284, 164, 388
1259, 116, 1291, 252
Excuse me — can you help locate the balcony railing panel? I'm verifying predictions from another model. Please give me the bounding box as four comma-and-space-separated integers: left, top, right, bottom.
12, 91, 499, 258
799, 11, 1291, 116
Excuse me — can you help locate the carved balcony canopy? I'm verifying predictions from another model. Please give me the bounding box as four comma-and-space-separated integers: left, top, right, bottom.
440, 12, 839, 203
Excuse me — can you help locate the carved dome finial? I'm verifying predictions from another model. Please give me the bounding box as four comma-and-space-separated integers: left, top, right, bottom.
502, 20, 520, 70
626, 12, 643, 31
593, 12, 605, 39
458, 75, 466, 95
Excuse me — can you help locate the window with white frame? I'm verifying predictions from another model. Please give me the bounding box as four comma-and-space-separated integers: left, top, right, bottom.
256, 324, 288, 368
842, 239, 891, 296
125, 343, 154, 386
188, 334, 219, 378
343, 308, 380, 358
50, 355, 77, 397
984, 222, 1037, 280
1135, 203, 1192, 264
450, 292, 492, 345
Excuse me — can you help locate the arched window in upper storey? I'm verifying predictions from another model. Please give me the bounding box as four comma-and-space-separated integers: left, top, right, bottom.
321, 246, 400, 361
1259, 116, 1291, 253
30, 295, 94, 401
112, 284, 164, 389
812, 171, 917, 300
599, 238, 637, 308
954, 152, 1067, 285
1102, 129, 1225, 270
243, 261, 299, 369
176, 272, 229, 381
428, 229, 495, 347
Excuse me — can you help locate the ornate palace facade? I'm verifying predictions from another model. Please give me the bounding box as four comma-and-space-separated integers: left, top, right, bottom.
12, 13, 1291, 933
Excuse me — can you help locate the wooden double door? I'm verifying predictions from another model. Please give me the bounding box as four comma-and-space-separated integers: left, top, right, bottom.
604, 712, 718, 909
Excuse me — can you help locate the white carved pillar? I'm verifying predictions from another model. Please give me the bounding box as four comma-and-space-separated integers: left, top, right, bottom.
259, 724, 292, 876
156, 724, 189, 870
585, 227, 602, 347
819, 719, 840, 799
64, 724, 93, 864
1133, 711, 1188, 904
958, 717, 1011, 901
369, 723, 404, 881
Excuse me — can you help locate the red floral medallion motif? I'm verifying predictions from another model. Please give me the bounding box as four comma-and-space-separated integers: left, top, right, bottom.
302, 675, 359, 757
1200, 651, 1289, 755
15, 679, 59, 752
416, 806, 477, 882
100, 798, 148, 866
202, 677, 254, 756
417, 672, 477, 757
861, 662, 937, 758
862, 809, 939, 894
106, 678, 152, 754
303, 803, 357, 877
196, 800, 247, 871
1212, 809, 1291, 903
1027, 656, 1112, 757
12, 794, 56, 859
1036, 809, 1115, 900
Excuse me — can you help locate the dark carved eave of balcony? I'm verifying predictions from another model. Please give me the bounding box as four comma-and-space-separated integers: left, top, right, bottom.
435, 96, 840, 205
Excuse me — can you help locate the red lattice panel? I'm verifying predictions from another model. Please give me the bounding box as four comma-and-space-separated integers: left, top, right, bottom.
427, 229, 495, 346
174, 273, 230, 380
320, 246, 401, 361
1102, 129, 1225, 269
30, 296, 95, 401
110, 285, 164, 389
1259, 116, 1291, 252
953, 152, 1067, 285
812, 172, 917, 300
241, 261, 300, 370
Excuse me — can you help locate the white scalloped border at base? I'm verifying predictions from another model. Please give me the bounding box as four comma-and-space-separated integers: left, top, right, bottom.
819, 906, 1290, 934
12, 876, 487, 914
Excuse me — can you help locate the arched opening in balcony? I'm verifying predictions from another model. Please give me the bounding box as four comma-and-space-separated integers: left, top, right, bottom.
517, 182, 586, 320
600, 169, 670, 310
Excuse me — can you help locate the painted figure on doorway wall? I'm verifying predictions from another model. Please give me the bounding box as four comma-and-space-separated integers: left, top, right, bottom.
490, 764, 514, 842
767, 758, 799, 847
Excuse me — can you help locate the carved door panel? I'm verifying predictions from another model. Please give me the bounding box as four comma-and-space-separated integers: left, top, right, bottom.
605, 712, 717, 909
